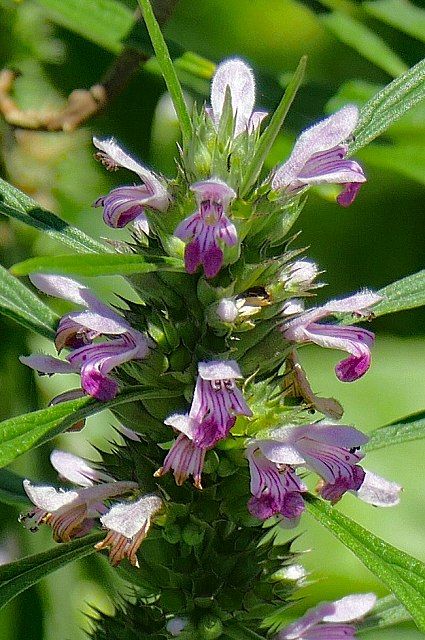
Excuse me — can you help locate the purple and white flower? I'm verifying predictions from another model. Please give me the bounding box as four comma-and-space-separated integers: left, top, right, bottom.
271, 105, 366, 207
93, 137, 170, 230
281, 291, 382, 382
207, 58, 267, 136
20, 274, 151, 401
154, 429, 206, 490
20, 450, 138, 543
354, 469, 403, 507
277, 592, 377, 640
175, 179, 237, 278
255, 423, 368, 505
188, 360, 253, 448
158, 360, 252, 487
95, 494, 163, 567
246, 444, 307, 525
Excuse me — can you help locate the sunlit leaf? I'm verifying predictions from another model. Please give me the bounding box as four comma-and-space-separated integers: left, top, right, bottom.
0, 387, 182, 468
365, 410, 425, 451
0, 533, 103, 611
11, 254, 184, 277
320, 11, 407, 77
327, 79, 425, 140
306, 494, 425, 633
0, 179, 109, 254
0, 265, 58, 339
374, 269, 425, 316
349, 57, 425, 154
364, 0, 425, 44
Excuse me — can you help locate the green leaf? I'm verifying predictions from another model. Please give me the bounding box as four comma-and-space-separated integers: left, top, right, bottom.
0, 265, 58, 340
138, 0, 193, 144
0, 387, 182, 468
374, 269, 425, 316
320, 11, 407, 78
364, 0, 425, 44
349, 57, 425, 154
358, 594, 412, 632
0, 469, 29, 507
34, 0, 134, 54
365, 410, 425, 451
306, 494, 425, 633
240, 56, 307, 198
0, 178, 110, 254
0, 395, 90, 469
11, 253, 184, 277
0, 533, 103, 611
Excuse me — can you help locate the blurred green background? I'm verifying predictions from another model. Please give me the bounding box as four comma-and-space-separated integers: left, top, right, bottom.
1, 0, 425, 638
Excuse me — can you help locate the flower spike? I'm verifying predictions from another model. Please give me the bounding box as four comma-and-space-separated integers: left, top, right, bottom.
93, 137, 170, 230
175, 179, 237, 278
271, 105, 366, 206
281, 291, 382, 382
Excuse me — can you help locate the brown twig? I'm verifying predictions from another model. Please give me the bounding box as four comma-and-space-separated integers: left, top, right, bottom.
0, 0, 180, 132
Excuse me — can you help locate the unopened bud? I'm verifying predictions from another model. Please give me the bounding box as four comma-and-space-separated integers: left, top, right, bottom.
216, 298, 239, 323
198, 614, 223, 640
167, 617, 188, 637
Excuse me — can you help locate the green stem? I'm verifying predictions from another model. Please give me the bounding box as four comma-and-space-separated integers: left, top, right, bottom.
240, 56, 307, 198
138, 0, 193, 144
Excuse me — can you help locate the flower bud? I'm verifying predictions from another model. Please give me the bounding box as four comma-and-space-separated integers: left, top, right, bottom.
198, 614, 223, 640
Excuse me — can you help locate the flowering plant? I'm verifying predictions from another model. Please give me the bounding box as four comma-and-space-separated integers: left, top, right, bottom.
1, 1, 425, 639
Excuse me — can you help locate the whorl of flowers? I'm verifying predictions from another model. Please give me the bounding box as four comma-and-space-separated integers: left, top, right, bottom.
18, 55, 394, 638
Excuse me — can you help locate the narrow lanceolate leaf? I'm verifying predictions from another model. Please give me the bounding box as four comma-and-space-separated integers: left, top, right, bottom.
358, 594, 412, 632
306, 495, 425, 633
320, 11, 407, 78
0, 533, 103, 611
339, 269, 425, 328
0, 387, 182, 468
365, 410, 425, 451
349, 57, 425, 154
0, 469, 29, 507
240, 56, 307, 198
11, 253, 184, 277
34, 0, 134, 54
374, 269, 425, 316
0, 395, 90, 469
0, 178, 110, 254
137, 0, 193, 143
364, 0, 425, 44
0, 265, 58, 340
